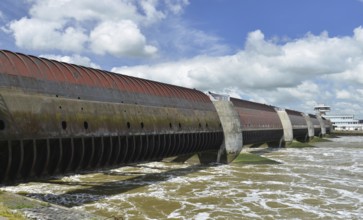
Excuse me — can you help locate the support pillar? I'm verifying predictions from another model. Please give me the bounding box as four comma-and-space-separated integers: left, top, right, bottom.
302, 113, 314, 140
211, 100, 243, 163
276, 109, 293, 144
316, 114, 326, 136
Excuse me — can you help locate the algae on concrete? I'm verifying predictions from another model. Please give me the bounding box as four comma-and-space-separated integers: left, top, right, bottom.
286, 141, 315, 148
233, 153, 280, 164
0, 202, 26, 220
0, 204, 25, 220
309, 137, 332, 143
0, 191, 101, 220
0, 190, 38, 220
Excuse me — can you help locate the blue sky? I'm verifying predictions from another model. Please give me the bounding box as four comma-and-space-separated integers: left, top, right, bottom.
1, 0, 363, 118
185, 0, 363, 43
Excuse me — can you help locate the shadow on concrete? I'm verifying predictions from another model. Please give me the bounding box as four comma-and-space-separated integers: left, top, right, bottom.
246, 147, 282, 156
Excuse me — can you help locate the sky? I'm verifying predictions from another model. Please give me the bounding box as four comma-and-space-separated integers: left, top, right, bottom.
1, 0, 363, 118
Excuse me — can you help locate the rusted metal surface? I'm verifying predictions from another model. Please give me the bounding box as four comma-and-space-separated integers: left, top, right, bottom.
230, 98, 283, 129
0, 50, 212, 110
0, 50, 223, 184
0, 50, 332, 184
285, 109, 308, 139
229, 98, 283, 145
309, 114, 322, 136
322, 117, 332, 134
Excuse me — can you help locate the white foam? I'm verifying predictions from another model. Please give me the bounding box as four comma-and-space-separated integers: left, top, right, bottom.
2, 143, 362, 220
193, 212, 210, 220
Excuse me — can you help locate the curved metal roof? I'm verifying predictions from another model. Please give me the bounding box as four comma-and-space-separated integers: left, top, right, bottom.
0, 50, 209, 103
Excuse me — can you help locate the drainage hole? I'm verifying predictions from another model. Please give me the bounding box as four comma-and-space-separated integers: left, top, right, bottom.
169, 123, 172, 129
127, 122, 131, 129
199, 123, 202, 128
206, 123, 209, 128
140, 122, 144, 129
61, 121, 67, 130
84, 121, 89, 129
178, 123, 182, 129
0, 120, 5, 130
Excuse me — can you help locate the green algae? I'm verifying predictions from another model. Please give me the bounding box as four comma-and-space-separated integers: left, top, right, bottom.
309, 137, 332, 143
233, 153, 280, 164
286, 141, 315, 148
0, 203, 26, 220
0, 191, 39, 210
0, 192, 27, 220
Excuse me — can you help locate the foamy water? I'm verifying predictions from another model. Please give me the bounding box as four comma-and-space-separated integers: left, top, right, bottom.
2, 136, 362, 219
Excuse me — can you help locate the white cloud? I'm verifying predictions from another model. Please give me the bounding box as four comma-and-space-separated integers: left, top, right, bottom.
357, 89, 363, 96
27, 0, 141, 22
40, 54, 101, 69
333, 101, 362, 116
167, 22, 231, 56
139, 0, 166, 25
164, 0, 189, 14
330, 62, 363, 85
90, 20, 157, 57
4, 1, 363, 118
5, 0, 187, 57
9, 18, 87, 52
114, 29, 354, 90
336, 90, 351, 99
113, 27, 363, 117
4, 0, 223, 59
278, 81, 319, 100
0, 10, 4, 21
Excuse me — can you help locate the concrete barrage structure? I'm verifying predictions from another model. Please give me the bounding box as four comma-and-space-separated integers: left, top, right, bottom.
0, 50, 330, 184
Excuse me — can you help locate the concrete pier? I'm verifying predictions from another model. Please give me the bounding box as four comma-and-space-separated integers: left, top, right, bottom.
302, 113, 315, 140
276, 109, 293, 144
212, 100, 243, 163
317, 115, 327, 136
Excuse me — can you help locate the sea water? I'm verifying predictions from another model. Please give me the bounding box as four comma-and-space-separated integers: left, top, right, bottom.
2, 136, 362, 219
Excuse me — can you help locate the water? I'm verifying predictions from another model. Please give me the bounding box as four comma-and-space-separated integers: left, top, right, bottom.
2, 136, 362, 219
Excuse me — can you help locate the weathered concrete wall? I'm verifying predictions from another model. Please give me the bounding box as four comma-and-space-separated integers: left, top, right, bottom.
323, 118, 332, 134
316, 114, 326, 136
229, 98, 284, 146
0, 89, 222, 139
0, 88, 224, 183
212, 100, 243, 163
276, 109, 293, 143
302, 113, 315, 139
